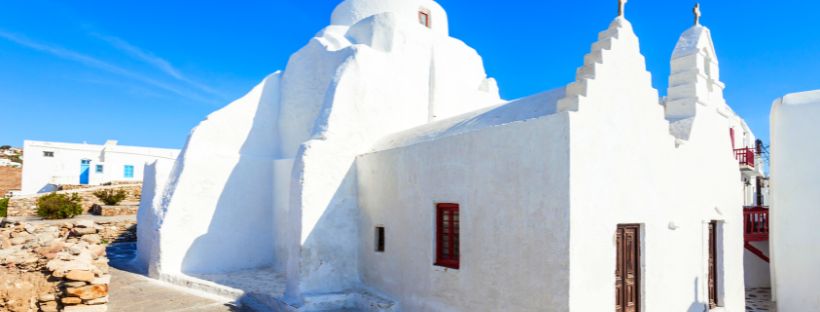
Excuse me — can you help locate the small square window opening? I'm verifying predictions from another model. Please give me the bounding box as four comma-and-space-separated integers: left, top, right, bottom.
418, 10, 431, 28
43, 151, 54, 157
375, 226, 385, 252
124, 165, 134, 178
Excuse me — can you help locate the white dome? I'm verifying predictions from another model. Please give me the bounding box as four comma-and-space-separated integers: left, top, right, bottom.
331, 0, 449, 35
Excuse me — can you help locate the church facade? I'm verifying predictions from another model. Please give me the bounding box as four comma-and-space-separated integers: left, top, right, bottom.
137, 1, 758, 311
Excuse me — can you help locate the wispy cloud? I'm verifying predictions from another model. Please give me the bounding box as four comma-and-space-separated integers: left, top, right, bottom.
0, 29, 221, 105
91, 33, 229, 100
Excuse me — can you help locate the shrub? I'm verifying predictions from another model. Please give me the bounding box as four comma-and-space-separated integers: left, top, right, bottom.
93, 189, 128, 205
36, 193, 83, 219
0, 198, 8, 217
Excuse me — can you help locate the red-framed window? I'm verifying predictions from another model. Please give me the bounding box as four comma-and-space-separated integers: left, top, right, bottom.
435, 203, 459, 269
418, 10, 431, 28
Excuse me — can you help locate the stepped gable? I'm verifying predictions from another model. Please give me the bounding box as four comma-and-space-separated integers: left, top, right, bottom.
558, 16, 656, 112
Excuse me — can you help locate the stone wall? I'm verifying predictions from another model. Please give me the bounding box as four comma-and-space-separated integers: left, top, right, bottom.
0, 167, 22, 196
8, 185, 141, 217
0, 218, 135, 311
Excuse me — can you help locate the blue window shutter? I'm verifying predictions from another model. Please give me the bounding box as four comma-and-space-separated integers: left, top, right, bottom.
124, 165, 134, 178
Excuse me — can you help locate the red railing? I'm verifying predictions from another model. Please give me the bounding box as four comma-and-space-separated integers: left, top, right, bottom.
735, 148, 756, 168
743, 206, 769, 242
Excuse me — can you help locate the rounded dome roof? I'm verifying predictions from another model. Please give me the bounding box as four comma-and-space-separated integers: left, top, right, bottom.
330, 0, 448, 35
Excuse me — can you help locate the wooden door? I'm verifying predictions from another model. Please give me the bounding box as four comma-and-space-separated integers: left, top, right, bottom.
708, 221, 718, 309
616, 224, 640, 312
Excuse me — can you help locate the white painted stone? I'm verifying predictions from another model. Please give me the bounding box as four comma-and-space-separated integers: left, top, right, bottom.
21, 140, 179, 195
769, 90, 820, 311
136, 1, 757, 311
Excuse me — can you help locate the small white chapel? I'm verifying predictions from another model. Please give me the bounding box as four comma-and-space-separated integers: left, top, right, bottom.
136, 0, 761, 311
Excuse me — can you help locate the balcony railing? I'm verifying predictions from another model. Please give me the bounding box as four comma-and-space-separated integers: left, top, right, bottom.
743, 206, 769, 242
735, 148, 756, 168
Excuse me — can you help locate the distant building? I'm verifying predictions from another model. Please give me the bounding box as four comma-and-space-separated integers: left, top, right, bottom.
21, 140, 180, 194
0, 158, 21, 168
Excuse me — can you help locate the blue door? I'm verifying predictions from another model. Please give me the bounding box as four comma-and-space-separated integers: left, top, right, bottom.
80, 159, 91, 184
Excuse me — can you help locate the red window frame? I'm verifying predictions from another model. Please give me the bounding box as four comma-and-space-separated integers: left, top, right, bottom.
435, 203, 459, 269
418, 10, 431, 28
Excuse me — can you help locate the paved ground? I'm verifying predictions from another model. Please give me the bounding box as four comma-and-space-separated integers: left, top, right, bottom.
107, 243, 250, 312
746, 288, 776, 312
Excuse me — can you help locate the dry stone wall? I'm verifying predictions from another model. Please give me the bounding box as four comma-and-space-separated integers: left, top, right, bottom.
8, 185, 141, 217
0, 218, 136, 311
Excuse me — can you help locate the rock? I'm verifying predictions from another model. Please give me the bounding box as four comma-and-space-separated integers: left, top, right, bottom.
44, 226, 60, 233
1, 237, 11, 248
81, 234, 102, 245
90, 275, 110, 285
11, 231, 30, 238
87, 245, 106, 259
73, 228, 97, 235
63, 304, 108, 312
66, 270, 96, 282
10, 237, 27, 245
62, 297, 83, 305
46, 259, 100, 275
36, 233, 57, 247
65, 284, 108, 300
39, 300, 59, 312
38, 293, 56, 302
69, 243, 85, 256
35, 242, 65, 260
84, 296, 108, 305
63, 222, 74, 229
23, 223, 35, 234
64, 281, 88, 287
75, 220, 95, 229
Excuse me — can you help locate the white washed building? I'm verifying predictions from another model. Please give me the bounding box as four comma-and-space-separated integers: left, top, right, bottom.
138, 1, 761, 311
21, 140, 179, 194
769, 90, 820, 311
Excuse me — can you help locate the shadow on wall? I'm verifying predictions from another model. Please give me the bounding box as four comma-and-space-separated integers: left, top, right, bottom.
687, 277, 707, 312
180, 77, 280, 276
297, 163, 360, 293
37, 184, 58, 194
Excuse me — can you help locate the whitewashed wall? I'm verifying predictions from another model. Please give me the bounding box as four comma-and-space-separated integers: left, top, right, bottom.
357, 113, 571, 311
279, 0, 501, 301
770, 90, 820, 311
564, 17, 744, 311
135, 158, 176, 277
149, 73, 282, 276
21, 140, 178, 194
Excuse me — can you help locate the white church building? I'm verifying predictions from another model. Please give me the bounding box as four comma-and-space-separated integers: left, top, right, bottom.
137, 1, 763, 311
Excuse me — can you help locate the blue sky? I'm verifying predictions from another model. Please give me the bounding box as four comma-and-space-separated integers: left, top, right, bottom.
1, 0, 818, 149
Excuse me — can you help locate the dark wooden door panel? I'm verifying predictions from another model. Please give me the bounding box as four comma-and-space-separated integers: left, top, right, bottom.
616, 224, 640, 312
708, 221, 718, 309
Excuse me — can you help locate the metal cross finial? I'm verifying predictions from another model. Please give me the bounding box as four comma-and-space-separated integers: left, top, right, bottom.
694, 3, 702, 25
618, 0, 628, 17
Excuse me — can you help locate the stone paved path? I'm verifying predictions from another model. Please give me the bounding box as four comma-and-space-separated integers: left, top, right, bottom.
746, 288, 776, 312
107, 243, 251, 312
